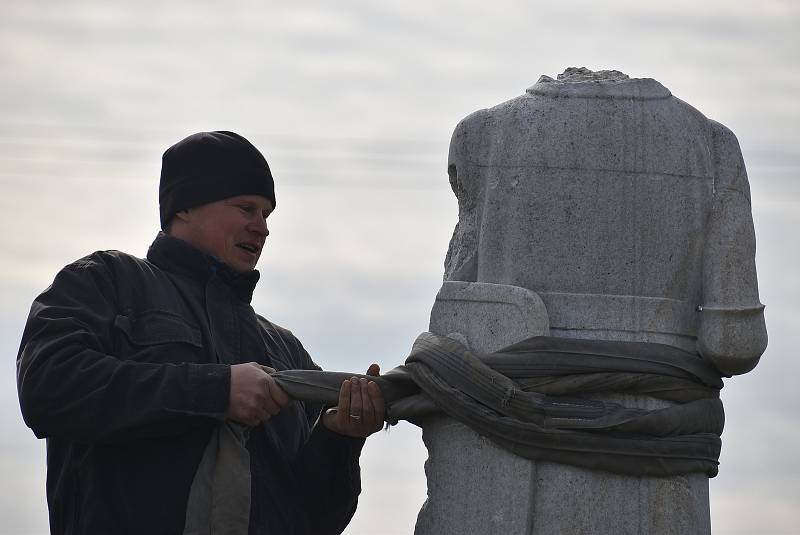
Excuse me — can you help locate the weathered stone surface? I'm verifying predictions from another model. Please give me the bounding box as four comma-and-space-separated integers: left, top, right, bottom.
416, 415, 536, 534
416, 67, 767, 534
429, 280, 549, 353
416, 281, 548, 534
443, 67, 767, 374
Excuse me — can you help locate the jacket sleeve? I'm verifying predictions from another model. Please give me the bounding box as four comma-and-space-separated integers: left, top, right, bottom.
296, 420, 365, 535
17, 254, 231, 444
289, 339, 365, 535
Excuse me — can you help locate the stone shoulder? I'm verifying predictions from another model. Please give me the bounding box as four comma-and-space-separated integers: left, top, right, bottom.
708, 119, 750, 201
708, 119, 741, 151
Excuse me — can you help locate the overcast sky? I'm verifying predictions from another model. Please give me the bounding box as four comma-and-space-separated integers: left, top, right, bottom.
1, 1, 798, 534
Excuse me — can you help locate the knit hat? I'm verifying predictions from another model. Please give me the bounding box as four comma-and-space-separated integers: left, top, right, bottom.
159, 131, 275, 229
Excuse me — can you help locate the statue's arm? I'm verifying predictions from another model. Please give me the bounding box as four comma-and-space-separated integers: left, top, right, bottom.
444, 111, 486, 282
698, 121, 768, 375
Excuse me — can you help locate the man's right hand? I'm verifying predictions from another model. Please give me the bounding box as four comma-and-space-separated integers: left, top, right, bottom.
227, 362, 290, 426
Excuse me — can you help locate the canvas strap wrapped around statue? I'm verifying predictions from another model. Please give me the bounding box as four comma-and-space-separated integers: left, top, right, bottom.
272, 332, 724, 478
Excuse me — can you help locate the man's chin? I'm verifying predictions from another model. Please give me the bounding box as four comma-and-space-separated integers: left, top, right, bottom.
232, 263, 257, 273
227, 252, 260, 273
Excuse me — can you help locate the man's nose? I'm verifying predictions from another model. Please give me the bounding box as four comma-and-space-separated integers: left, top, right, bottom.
247, 217, 269, 237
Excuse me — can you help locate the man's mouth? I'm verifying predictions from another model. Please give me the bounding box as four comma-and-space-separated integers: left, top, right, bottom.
236, 242, 261, 255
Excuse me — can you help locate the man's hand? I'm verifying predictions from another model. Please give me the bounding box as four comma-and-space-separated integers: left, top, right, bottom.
227, 362, 290, 427
322, 363, 386, 437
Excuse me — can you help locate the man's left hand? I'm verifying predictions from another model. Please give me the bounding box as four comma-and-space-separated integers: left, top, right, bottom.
322, 364, 385, 437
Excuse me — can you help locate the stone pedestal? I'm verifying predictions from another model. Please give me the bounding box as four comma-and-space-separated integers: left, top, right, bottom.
414, 68, 766, 534
417, 416, 710, 535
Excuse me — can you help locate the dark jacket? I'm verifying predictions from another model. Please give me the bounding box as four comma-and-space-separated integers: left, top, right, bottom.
17, 232, 364, 535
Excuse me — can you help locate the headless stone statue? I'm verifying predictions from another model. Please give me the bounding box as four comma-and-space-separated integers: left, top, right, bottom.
416, 68, 767, 534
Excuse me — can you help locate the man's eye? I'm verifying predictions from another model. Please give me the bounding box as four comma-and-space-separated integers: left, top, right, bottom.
236, 204, 253, 213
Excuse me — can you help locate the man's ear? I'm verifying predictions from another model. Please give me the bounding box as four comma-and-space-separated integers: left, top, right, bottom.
166, 209, 192, 235
173, 209, 192, 223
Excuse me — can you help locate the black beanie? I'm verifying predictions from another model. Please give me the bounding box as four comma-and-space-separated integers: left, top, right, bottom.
159, 131, 275, 229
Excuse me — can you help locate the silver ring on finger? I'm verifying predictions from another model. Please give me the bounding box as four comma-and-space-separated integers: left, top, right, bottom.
349, 413, 362, 420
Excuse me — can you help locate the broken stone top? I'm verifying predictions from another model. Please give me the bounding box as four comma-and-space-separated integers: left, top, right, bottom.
527, 66, 670, 99
541, 67, 630, 83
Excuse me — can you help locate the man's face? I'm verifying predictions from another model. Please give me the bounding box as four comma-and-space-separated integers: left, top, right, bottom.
175, 194, 274, 272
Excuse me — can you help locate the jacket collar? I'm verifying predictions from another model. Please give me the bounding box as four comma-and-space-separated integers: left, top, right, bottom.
146, 232, 260, 303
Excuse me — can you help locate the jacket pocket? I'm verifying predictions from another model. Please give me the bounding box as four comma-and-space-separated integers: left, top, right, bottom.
114, 311, 202, 347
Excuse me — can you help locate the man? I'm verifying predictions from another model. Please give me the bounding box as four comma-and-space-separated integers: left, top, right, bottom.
17, 131, 385, 534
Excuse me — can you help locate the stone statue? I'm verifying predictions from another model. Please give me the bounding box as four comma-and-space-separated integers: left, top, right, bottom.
416, 68, 767, 534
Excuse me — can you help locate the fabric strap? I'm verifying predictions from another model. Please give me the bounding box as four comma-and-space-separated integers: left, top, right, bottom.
183, 423, 251, 535
272, 333, 724, 477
